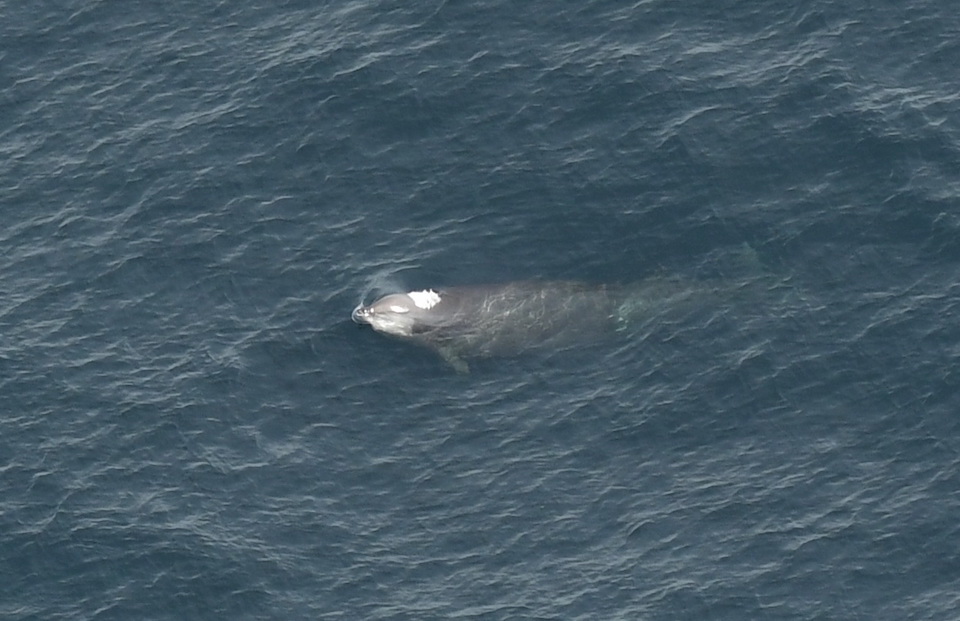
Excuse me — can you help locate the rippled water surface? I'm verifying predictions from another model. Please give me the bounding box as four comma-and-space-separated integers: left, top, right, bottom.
2, 1, 959, 619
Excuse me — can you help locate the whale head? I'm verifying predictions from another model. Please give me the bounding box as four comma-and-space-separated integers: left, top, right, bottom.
351, 290, 443, 337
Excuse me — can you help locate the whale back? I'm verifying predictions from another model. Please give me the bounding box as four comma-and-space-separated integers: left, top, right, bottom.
408, 281, 619, 357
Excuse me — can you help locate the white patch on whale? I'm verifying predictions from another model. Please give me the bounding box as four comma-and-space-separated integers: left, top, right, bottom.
408, 289, 441, 310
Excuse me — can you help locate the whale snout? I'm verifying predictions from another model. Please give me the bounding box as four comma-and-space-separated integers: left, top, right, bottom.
351, 304, 370, 324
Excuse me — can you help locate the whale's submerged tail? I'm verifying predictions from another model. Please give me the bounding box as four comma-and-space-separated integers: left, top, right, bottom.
614, 277, 707, 329
614, 244, 776, 329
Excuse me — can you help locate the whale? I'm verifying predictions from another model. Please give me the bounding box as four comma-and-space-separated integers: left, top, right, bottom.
351, 279, 705, 373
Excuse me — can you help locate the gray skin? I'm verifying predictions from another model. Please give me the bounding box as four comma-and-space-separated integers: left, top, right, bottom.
351, 280, 701, 373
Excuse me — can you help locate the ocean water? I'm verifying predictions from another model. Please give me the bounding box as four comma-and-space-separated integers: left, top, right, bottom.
2, 1, 959, 619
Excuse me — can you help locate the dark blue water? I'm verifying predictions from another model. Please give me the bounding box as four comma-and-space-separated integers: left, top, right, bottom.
3, 1, 959, 619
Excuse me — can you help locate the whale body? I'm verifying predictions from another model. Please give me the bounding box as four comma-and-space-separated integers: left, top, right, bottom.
351, 279, 703, 372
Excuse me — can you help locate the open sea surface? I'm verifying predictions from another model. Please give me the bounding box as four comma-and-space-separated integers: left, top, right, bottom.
2, 1, 959, 619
